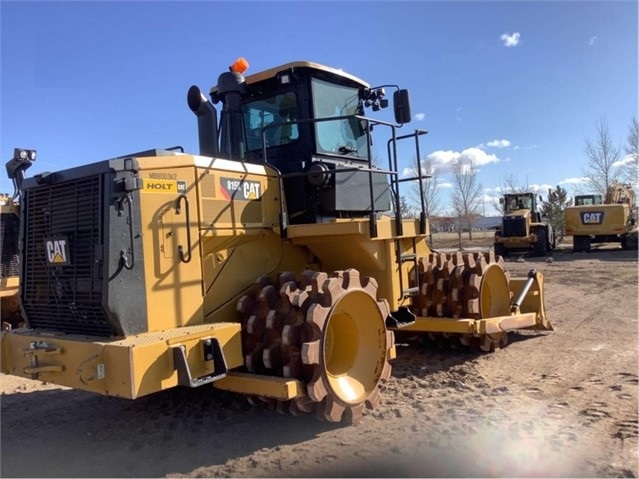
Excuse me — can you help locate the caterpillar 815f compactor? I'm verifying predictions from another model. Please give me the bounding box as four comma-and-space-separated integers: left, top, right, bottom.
493, 192, 556, 257
0, 58, 552, 424
565, 183, 638, 252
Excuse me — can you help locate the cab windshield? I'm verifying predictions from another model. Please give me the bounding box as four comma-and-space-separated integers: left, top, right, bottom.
311, 78, 368, 159
242, 92, 299, 151
505, 195, 533, 212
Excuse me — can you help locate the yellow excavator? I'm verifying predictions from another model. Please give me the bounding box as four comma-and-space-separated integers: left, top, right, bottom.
565, 183, 638, 252
0, 58, 552, 424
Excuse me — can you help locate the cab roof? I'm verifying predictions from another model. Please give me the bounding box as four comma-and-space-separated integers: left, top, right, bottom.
210, 60, 370, 95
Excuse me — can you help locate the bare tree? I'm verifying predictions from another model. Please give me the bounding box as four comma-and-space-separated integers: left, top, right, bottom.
623, 117, 639, 184
409, 156, 441, 244
583, 117, 623, 196
451, 157, 482, 240
451, 199, 465, 250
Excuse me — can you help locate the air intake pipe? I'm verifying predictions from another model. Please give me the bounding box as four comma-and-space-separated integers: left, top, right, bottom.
215, 59, 248, 161
187, 85, 219, 158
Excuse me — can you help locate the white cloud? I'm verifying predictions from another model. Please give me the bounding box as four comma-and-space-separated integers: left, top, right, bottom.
437, 182, 453, 189
529, 184, 555, 195
456, 106, 463, 112
559, 177, 589, 185
487, 139, 511, 148
401, 167, 413, 177
414, 113, 426, 121
459, 147, 500, 166
500, 32, 521, 47
613, 154, 638, 168
588, 36, 598, 46
478, 139, 511, 149
426, 150, 460, 165
425, 147, 500, 171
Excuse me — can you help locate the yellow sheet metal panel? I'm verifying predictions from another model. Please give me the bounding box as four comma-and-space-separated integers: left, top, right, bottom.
565, 204, 629, 235
0, 276, 19, 298
200, 234, 314, 324
0, 323, 243, 399
135, 162, 205, 331
213, 371, 302, 400
196, 167, 279, 231
287, 218, 430, 312
509, 273, 552, 330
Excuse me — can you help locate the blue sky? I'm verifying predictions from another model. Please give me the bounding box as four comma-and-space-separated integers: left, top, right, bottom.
1, 0, 637, 215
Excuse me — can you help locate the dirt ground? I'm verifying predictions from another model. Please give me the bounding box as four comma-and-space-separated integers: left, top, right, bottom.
1, 238, 637, 478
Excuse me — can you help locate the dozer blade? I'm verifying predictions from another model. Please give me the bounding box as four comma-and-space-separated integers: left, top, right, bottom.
508, 268, 553, 331
394, 252, 552, 352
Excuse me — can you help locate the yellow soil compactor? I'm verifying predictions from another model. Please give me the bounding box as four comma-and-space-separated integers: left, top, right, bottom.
0, 58, 552, 424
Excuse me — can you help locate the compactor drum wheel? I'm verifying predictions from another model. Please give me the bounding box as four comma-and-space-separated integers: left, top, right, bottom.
237, 269, 394, 424
412, 251, 512, 352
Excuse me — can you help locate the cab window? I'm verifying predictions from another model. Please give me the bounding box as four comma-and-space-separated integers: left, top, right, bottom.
242, 92, 299, 150
311, 78, 368, 159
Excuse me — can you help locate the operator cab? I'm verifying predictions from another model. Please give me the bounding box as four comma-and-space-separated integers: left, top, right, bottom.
191, 59, 412, 226
574, 194, 603, 206
502, 193, 534, 213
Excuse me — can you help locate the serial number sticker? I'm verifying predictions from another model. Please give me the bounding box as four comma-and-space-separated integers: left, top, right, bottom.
149, 172, 177, 180
220, 177, 262, 201
97, 363, 105, 379
142, 179, 186, 193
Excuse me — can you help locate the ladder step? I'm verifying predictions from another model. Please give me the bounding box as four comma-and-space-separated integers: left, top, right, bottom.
402, 287, 419, 298
400, 253, 417, 262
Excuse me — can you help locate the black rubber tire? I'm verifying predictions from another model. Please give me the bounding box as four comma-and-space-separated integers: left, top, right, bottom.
533, 227, 547, 257
573, 235, 591, 253
622, 234, 638, 250
494, 242, 507, 259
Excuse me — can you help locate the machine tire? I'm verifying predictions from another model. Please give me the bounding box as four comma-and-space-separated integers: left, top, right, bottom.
547, 228, 556, 252
573, 235, 591, 253
622, 234, 638, 250
494, 242, 507, 259
237, 269, 393, 425
412, 252, 511, 352
533, 227, 547, 257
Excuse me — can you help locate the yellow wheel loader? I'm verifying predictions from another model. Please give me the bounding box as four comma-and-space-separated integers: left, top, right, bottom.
0, 193, 24, 330
565, 183, 638, 252
493, 192, 556, 257
0, 58, 552, 424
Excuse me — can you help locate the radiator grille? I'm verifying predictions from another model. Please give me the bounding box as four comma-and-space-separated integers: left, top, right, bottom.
0, 212, 20, 278
22, 176, 114, 336
502, 216, 527, 237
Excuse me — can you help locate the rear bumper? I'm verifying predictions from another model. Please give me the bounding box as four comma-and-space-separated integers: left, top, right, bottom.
1, 323, 243, 398
494, 234, 537, 249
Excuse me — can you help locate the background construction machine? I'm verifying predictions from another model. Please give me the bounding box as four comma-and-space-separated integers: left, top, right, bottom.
0, 58, 552, 424
493, 192, 556, 257
565, 183, 638, 252
0, 193, 23, 330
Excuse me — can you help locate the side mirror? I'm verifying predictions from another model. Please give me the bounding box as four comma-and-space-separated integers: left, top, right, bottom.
393, 89, 411, 124
499, 197, 504, 205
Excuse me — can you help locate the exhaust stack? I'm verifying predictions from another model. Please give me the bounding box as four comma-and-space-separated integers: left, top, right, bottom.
187, 86, 219, 158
